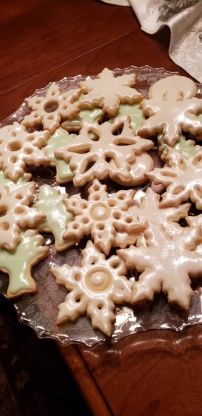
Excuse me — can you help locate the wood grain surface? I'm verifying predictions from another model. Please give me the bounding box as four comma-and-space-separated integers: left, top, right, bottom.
1, 1, 201, 416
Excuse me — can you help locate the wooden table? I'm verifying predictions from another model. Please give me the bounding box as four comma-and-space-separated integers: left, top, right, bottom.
1, 1, 202, 415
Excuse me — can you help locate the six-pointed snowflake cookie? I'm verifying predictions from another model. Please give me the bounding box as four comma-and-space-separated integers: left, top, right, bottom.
51, 240, 132, 336
79, 68, 142, 116
55, 117, 153, 186
148, 145, 202, 209
63, 179, 146, 255
118, 224, 202, 310
138, 76, 202, 146
22, 83, 81, 133
33, 185, 73, 251
0, 230, 49, 298
0, 182, 45, 252
0, 123, 50, 181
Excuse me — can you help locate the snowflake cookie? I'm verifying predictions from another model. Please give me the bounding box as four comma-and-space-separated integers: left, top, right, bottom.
55, 117, 153, 187
0, 123, 50, 181
43, 128, 76, 183
0, 182, 45, 251
63, 180, 146, 255
148, 144, 202, 209
61, 108, 104, 132
79, 68, 142, 116
22, 83, 81, 133
118, 224, 202, 310
0, 230, 48, 298
51, 240, 131, 336
138, 75, 202, 146
34, 185, 73, 251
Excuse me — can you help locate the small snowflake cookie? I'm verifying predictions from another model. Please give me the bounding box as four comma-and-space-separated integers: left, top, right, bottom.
78, 67, 142, 117
148, 144, 202, 209
51, 240, 132, 336
138, 75, 202, 146
0, 230, 49, 298
55, 117, 153, 187
63, 179, 146, 255
118, 223, 202, 310
22, 82, 81, 133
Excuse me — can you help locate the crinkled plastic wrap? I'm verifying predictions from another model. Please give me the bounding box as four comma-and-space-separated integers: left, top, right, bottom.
0, 65, 202, 347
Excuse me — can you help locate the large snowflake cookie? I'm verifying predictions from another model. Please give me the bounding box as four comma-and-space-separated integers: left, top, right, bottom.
55, 117, 153, 186
63, 180, 146, 255
118, 224, 202, 310
34, 185, 73, 251
0, 182, 45, 251
148, 144, 202, 209
51, 240, 131, 336
22, 82, 81, 133
0, 230, 48, 298
0, 123, 50, 181
79, 67, 142, 116
138, 75, 202, 146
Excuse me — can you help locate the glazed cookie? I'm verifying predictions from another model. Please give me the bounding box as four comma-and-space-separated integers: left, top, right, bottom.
43, 128, 76, 183
51, 240, 132, 336
112, 104, 144, 133
148, 144, 202, 209
79, 68, 142, 116
174, 136, 198, 157
61, 108, 104, 132
138, 75, 202, 146
22, 83, 81, 133
0, 123, 50, 181
63, 180, 146, 255
55, 118, 153, 187
34, 185, 73, 251
0, 182, 45, 252
0, 230, 49, 298
0, 170, 32, 190
118, 224, 202, 310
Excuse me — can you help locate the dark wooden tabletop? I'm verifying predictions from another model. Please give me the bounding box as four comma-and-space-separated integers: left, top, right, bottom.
1, 1, 202, 416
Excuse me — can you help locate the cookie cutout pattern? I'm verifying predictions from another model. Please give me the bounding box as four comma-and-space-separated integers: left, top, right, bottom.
79, 68, 142, 116
34, 185, 73, 251
22, 83, 81, 133
0, 182, 45, 251
0, 230, 48, 298
138, 75, 202, 146
118, 224, 202, 310
51, 240, 131, 336
174, 136, 198, 157
148, 145, 202, 209
55, 118, 153, 187
0, 171, 32, 190
62, 108, 104, 132
63, 180, 146, 255
44, 128, 76, 183
112, 104, 144, 133
0, 123, 50, 181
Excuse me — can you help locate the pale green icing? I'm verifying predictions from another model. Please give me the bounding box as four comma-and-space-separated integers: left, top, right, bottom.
175, 136, 197, 157
0, 171, 30, 190
62, 108, 104, 130
112, 104, 144, 133
34, 185, 73, 250
0, 231, 46, 296
45, 128, 76, 183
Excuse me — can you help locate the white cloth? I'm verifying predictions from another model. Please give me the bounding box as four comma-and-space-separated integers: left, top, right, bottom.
101, 0, 202, 82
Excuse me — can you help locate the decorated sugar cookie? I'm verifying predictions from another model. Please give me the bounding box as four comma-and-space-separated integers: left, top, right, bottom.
118, 224, 202, 310
51, 240, 131, 336
138, 75, 202, 146
63, 180, 146, 255
0, 170, 32, 190
79, 68, 142, 116
44, 128, 76, 183
174, 136, 198, 157
55, 118, 153, 187
0, 182, 45, 251
22, 83, 81, 133
34, 185, 73, 251
0, 230, 48, 298
61, 108, 104, 132
148, 145, 202, 209
112, 104, 144, 133
0, 123, 50, 182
